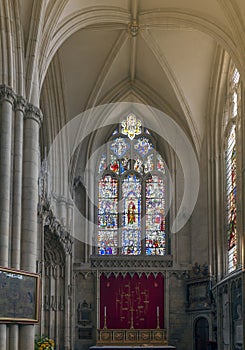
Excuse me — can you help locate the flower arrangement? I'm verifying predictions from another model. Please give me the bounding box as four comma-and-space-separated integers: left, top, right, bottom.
35, 335, 55, 350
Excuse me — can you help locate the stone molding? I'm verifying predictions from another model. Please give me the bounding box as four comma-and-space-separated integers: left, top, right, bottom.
168, 270, 189, 280
74, 270, 96, 280
73, 265, 191, 281
90, 255, 173, 270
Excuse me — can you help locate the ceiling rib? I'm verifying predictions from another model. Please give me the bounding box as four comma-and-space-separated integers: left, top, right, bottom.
141, 29, 201, 157
85, 31, 129, 110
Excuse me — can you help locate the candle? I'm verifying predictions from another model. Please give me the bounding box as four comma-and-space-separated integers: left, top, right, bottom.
104, 306, 107, 317
157, 306, 159, 317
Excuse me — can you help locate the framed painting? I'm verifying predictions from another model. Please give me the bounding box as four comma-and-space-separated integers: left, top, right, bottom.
0, 266, 40, 323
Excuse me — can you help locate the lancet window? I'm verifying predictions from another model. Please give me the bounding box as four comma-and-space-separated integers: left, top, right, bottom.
225, 67, 240, 273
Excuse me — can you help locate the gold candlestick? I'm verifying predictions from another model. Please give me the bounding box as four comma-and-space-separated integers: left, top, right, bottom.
130, 308, 134, 329
156, 306, 160, 329
103, 306, 107, 329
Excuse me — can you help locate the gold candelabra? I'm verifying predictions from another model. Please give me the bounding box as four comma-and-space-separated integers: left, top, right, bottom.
103, 306, 107, 329
156, 306, 160, 329
130, 307, 134, 329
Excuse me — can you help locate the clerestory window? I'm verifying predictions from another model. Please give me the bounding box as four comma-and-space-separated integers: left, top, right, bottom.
225, 67, 240, 273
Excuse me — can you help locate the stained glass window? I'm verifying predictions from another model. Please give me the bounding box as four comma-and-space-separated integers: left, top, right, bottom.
97, 114, 167, 256
98, 175, 118, 255
122, 174, 141, 255
226, 125, 237, 273
146, 175, 166, 255
225, 67, 240, 273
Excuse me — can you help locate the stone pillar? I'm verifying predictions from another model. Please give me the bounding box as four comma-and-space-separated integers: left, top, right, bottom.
64, 254, 72, 350
19, 103, 42, 350
0, 85, 15, 350
11, 96, 25, 268
0, 85, 14, 266
9, 96, 26, 350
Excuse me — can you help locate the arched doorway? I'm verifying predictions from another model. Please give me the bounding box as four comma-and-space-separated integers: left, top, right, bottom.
195, 317, 209, 350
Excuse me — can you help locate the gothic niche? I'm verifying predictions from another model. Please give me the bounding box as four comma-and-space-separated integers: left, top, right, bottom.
77, 300, 93, 340
44, 228, 66, 349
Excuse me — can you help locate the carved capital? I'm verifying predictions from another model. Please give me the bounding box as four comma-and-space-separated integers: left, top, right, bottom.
15, 96, 26, 113
0, 85, 16, 104
25, 103, 43, 125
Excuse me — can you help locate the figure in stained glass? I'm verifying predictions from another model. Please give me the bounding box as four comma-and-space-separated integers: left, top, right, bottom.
127, 201, 136, 224
120, 157, 130, 174
134, 158, 143, 173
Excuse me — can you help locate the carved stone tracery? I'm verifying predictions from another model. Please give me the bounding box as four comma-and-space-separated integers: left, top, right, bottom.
90, 255, 173, 270
44, 211, 73, 255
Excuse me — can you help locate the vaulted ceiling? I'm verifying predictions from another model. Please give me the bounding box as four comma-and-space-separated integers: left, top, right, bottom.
19, 0, 245, 156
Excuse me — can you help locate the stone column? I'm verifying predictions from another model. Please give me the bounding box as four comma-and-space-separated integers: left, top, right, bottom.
19, 103, 42, 350
0, 85, 15, 350
0, 85, 14, 265
64, 253, 72, 350
11, 96, 25, 267
9, 96, 26, 350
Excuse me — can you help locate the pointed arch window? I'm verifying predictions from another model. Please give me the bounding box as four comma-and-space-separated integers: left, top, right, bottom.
225, 67, 240, 273
97, 114, 167, 256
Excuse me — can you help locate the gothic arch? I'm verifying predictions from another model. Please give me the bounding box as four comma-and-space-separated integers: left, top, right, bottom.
193, 316, 210, 350
43, 228, 66, 350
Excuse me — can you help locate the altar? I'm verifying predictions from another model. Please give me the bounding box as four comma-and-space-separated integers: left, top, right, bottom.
98, 328, 168, 345
94, 273, 176, 350
95, 329, 175, 349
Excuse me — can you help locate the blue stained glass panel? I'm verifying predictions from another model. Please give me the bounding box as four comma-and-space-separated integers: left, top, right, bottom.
146, 176, 164, 198
146, 231, 166, 256
121, 229, 141, 255
98, 231, 117, 255
134, 137, 153, 157
99, 175, 118, 198
110, 137, 130, 158
122, 174, 141, 197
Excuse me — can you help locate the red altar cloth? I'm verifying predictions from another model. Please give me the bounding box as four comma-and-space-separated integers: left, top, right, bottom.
100, 273, 164, 329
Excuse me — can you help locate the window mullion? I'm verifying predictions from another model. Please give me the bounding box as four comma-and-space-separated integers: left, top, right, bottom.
141, 176, 146, 255
118, 174, 122, 255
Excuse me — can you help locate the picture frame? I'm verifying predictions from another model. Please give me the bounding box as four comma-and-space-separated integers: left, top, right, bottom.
0, 266, 40, 323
